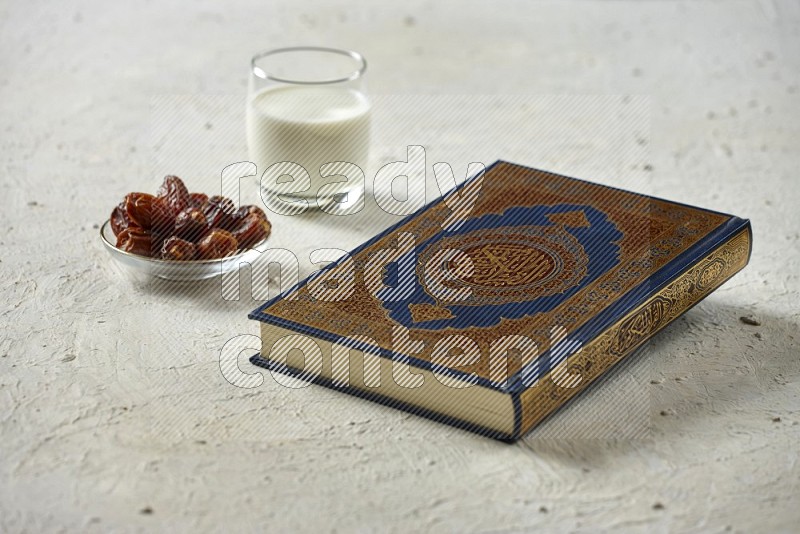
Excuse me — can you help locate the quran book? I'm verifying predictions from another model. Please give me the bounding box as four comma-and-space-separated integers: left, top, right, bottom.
249, 161, 752, 440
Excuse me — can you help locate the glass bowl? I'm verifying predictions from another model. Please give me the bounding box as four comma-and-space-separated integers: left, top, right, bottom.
99, 220, 270, 281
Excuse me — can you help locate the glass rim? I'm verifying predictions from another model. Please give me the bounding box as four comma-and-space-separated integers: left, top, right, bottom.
251, 46, 367, 85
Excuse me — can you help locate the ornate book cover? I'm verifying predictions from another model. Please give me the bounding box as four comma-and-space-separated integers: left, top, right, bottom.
249, 161, 752, 440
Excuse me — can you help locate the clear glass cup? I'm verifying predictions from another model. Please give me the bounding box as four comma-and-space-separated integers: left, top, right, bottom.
247, 47, 370, 211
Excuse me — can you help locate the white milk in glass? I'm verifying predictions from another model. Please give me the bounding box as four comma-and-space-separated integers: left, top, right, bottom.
247, 85, 371, 200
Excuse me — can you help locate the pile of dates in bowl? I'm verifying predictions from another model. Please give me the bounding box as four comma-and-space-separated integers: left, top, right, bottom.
111, 175, 271, 261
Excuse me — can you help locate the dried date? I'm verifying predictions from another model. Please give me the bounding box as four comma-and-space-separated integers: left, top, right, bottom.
189, 192, 208, 209
174, 207, 208, 241
124, 192, 155, 229
157, 175, 190, 217
116, 226, 153, 257
160, 236, 197, 261
234, 204, 268, 222
233, 213, 272, 248
197, 229, 238, 260
110, 202, 131, 236
203, 195, 237, 230
151, 196, 175, 237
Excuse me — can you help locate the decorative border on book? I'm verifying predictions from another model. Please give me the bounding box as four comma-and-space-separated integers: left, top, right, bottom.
517, 227, 752, 435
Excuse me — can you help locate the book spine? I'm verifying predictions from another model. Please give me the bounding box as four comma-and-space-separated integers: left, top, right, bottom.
515, 223, 753, 437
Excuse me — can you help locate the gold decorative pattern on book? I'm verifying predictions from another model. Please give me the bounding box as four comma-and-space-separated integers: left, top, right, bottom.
416, 224, 589, 306
546, 209, 592, 228
408, 303, 454, 323
263, 163, 731, 382
518, 228, 752, 434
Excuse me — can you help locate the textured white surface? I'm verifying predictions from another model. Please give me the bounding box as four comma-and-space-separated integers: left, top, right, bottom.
1, 0, 799, 532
